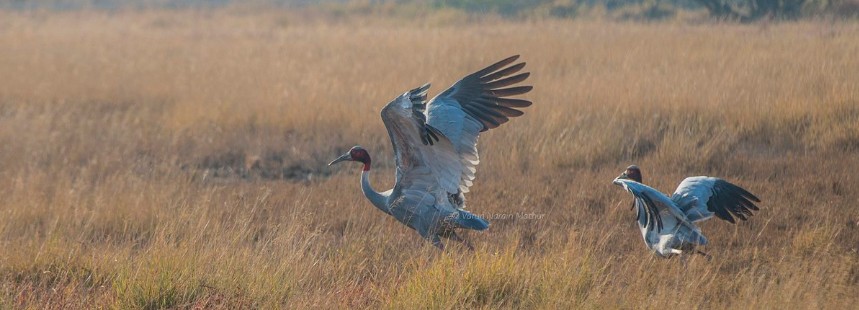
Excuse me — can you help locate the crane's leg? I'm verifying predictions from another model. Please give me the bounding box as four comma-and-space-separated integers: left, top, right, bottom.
430, 235, 445, 250
695, 249, 712, 261
445, 231, 475, 251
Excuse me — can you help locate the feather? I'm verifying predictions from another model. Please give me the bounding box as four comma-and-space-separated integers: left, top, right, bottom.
480, 62, 527, 82
484, 72, 531, 89
494, 98, 532, 108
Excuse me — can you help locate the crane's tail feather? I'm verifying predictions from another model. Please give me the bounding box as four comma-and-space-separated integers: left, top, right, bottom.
452, 210, 489, 231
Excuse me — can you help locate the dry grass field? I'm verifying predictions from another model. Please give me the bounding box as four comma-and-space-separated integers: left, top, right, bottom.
0, 10, 858, 309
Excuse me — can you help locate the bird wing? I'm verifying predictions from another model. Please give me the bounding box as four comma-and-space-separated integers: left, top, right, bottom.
613, 178, 698, 232
418, 55, 532, 194
670, 176, 761, 223
381, 84, 464, 200
380, 56, 531, 211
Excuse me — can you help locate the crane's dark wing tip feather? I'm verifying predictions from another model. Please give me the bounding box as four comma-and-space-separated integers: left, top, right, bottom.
707, 179, 761, 224
473, 55, 520, 78
453, 56, 533, 132
486, 86, 533, 97
639, 193, 664, 232
629, 189, 662, 232
409, 83, 431, 103
408, 83, 438, 145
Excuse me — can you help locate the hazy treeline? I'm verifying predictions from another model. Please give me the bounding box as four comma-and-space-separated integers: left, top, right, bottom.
2, 0, 857, 21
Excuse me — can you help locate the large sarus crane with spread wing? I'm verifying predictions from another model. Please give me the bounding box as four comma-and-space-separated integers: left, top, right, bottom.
329, 56, 532, 250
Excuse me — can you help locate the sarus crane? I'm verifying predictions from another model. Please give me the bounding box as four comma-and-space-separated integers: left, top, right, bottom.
328, 55, 532, 250
612, 165, 761, 259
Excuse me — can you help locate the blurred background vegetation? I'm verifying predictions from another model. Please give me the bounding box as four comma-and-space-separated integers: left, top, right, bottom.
1, 0, 858, 306
2, 0, 858, 22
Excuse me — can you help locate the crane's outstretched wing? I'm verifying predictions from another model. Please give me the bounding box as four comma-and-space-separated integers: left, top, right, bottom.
418, 55, 532, 193
613, 179, 698, 233
380, 56, 531, 210
381, 83, 466, 198
670, 177, 761, 223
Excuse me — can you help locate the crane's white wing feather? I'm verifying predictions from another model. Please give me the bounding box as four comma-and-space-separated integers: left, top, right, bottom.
670, 176, 761, 223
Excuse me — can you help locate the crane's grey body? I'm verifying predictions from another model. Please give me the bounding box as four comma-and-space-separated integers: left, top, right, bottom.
613, 167, 760, 258
331, 56, 532, 249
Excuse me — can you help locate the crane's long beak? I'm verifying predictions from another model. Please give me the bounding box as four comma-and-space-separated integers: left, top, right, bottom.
328, 153, 351, 166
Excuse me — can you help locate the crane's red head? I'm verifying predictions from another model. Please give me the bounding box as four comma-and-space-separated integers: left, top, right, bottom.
328, 145, 372, 171
619, 165, 643, 183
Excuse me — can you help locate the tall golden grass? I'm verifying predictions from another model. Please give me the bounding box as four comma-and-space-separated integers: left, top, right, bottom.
0, 10, 857, 308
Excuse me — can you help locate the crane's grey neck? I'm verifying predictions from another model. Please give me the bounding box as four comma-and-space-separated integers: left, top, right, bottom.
361, 170, 390, 215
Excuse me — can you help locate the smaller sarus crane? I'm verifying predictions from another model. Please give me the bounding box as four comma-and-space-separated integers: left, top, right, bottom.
329, 56, 532, 250
612, 165, 761, 259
